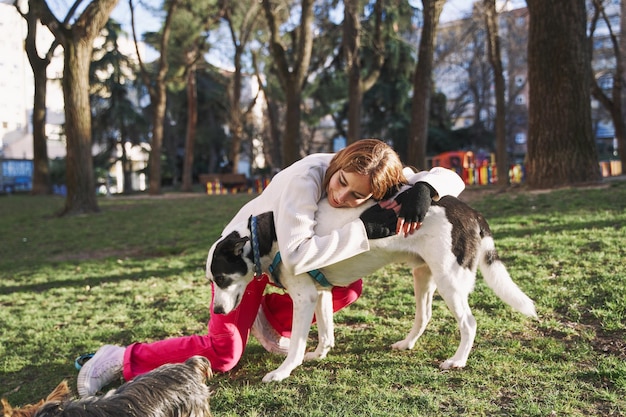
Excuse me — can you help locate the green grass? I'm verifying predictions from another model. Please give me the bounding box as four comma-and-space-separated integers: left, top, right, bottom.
1, 182, 625, 416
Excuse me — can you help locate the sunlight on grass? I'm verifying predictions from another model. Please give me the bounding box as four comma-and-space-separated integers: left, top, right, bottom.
1, 182, 625, 416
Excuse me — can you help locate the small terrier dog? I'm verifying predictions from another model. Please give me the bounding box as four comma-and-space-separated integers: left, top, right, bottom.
2, 356, 213, 417
2, 381, 70, 417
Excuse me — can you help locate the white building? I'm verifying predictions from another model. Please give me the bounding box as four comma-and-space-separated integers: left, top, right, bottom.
0, 2, 66, 160
0, 1, 150, 192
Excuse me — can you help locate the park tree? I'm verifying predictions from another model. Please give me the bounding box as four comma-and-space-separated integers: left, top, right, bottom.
343, 0, 384, 144
589, 0, 626, 171
261, 0, 314, 167
90, 19, 147, 194
166, 0, 220, 191
181, 59, 198, 191
32, 0, 119, 215
252, 51, 283, 170
407, 0, 445, 169
360, 22, 416, 159
130, 0, 180, 195
484, 0, 508, 186
222, 0, 262, 173
526, 0, 601, 187
14, 0, 60, 195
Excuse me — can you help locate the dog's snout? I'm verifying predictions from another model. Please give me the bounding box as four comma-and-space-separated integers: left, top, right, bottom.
213, 305, 225, 315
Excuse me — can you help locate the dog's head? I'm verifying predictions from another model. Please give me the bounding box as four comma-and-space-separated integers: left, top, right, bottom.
184, 356, 213, 383
206, 213, 277, 315
206, 228, 256, 315
2, 381, 71, 417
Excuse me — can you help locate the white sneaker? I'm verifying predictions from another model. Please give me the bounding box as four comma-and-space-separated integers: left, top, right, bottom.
251, 307, 290, 355
76, 345, 124, 397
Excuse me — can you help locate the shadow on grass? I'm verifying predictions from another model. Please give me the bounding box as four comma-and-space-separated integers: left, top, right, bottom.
490, 217, 625, 240
1, 362, 80, 405
0, 264, 200, 296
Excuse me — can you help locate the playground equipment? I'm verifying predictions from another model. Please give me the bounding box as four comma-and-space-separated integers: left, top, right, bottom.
430, 151, 621, 186
430, 151, 505, 185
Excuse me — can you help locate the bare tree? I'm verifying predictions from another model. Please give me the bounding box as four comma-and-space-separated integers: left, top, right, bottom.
589, 0, 626, 171
181, 62, 198, 191
223, 0, 262, 172
343, 0, 384, 144
484, 0, 508, 186
15, 0, 61, 195
407, 0, 445, 169
526, 0, 601, 188
33, 0, 119, 214
252, 51, 282, 170
175, 0, 222, 191
130, 0, 180, 195
261, 0, 314, 167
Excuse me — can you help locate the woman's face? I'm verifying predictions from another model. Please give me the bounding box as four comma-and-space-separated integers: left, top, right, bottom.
327, 170, 373, 208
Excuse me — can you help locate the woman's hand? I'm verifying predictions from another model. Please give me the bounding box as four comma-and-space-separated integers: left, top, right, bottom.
359, 204, 398, 239
381, 182, 435, 237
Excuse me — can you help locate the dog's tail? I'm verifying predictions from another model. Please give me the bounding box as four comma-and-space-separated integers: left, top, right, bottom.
478, 236, 537, 318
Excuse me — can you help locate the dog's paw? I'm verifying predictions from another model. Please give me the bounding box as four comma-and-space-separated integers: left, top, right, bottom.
303, 350, 328, 361
262, 369, 291, 383
303, 344, 332, 361
390, 339, 415, 350
439, 358, 467, 370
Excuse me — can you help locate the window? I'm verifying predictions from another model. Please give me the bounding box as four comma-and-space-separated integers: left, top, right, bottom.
515, 133, 526, 144
599, 76, 613, 90
515, 95, 526, 105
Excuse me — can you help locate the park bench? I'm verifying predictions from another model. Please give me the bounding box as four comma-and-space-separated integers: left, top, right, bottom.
199, 173, 248, 193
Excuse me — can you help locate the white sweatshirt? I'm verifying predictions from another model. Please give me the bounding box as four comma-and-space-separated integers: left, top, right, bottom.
222, 153, 465, 276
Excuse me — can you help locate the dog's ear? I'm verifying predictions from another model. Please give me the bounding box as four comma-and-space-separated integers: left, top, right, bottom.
1, 383, 69, 417
2, 397, 14, 416
232, 237, 249, 256
2, 397, 46, 417
216, 232, 250, 259
46, 381, 71, 403
186, 356, 213, 382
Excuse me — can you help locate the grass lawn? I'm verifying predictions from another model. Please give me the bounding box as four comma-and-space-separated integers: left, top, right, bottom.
1, 180, 625, 416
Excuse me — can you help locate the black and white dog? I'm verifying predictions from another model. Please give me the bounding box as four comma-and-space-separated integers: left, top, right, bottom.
206, 195, 537, 382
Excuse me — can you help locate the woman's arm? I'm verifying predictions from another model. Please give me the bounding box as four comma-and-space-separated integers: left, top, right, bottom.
274, 173, 370, 276
405, 167, 465, 199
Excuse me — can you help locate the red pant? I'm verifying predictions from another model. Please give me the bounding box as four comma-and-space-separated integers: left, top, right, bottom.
123, 276, 363, 379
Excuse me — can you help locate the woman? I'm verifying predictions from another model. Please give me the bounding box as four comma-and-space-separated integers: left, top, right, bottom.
77, 139, 464, 397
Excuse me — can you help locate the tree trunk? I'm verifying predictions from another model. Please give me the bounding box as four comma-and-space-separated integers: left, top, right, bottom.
590, 0, 626, 172
34, 0, 119, 214
253, 51, 281, 169
31, 53, 51, 195
526, 0, 601, 188
121, 136, 133, 193
131, 0, 178, 195
620, 0, 626, 169
407, 0, 444, 169
149, 82, 167, 194
484, 0, 508, 187
61, 40, 100, 214
344, 0, 362, 144
182, 65, 197, 192
22, 7, 53, 195
262, 0, 314, 167
230, 44, 244, 171
343, 0, 384, 145
283, 83, 301, 166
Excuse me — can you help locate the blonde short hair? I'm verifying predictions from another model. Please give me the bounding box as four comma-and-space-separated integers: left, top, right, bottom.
323, 139, 407, 201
